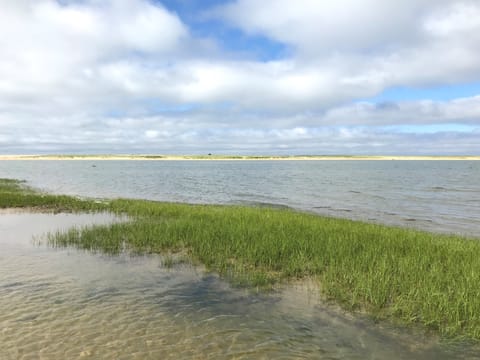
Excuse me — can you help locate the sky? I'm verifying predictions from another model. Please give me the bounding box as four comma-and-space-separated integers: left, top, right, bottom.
0, 0, 479, 155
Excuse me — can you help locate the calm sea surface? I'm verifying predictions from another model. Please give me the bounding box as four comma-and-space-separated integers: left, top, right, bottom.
0, 160, 479, 236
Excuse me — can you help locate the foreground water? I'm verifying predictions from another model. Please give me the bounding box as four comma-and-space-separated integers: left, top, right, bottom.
0, 160, 479, 236
2, 213, 479, 359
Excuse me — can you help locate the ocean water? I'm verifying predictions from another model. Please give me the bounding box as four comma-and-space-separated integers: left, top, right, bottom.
0, 160, 479, 236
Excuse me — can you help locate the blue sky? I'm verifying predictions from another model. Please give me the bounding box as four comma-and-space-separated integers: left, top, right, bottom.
160, 0, 290, 61
0, 0, 479, 154
369, 83, 480, 103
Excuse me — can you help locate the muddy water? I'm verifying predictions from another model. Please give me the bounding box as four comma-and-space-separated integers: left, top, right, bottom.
1, 213, 478, 359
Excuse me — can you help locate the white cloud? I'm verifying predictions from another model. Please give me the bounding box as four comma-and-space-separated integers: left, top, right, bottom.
0, 0, 479, 154
0, 0, 187, 99
424, 2, 480, 37
1, 93, 479, 155
320, 96, 480, 126
144, 130, 160, 139
214, 0, 444, 53
214, 0, 480, 88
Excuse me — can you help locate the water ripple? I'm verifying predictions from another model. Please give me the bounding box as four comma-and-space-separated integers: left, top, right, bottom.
2, 208, 480, 359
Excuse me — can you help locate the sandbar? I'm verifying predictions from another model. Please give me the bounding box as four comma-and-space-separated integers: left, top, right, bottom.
0, 154, 479, 161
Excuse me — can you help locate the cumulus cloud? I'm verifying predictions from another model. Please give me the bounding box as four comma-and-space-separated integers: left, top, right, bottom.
213, 0, 480, 89
321, 96, 480, 126
0, 0, 187, 102
214, 0, 431, 53
0, 0, 479, 154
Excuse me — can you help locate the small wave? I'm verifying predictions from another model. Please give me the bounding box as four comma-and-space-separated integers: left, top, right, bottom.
404, 218, 434, 223
236, 200, 291, 210
16, 314, 39, 322
430, 186, 475, 193
1, 281, 25, 289
370, 194, 387, 200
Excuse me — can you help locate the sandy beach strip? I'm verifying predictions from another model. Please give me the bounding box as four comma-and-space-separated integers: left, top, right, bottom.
0, 154, 479, 161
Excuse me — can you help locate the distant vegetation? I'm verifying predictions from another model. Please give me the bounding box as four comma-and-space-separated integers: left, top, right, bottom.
2, 178, 480, 340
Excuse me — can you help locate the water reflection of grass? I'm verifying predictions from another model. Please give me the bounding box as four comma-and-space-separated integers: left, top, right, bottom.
2, 178, 480, 340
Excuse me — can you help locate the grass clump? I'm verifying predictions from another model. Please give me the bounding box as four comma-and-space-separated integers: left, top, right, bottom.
2, 178, 480, 339
0, 178, 108, 212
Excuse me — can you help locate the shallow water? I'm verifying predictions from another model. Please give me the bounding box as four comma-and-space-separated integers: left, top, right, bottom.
1, 213, 479, 359
0, 160, 479, 237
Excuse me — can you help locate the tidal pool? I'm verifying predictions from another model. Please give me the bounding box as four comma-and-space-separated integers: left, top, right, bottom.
0, 212, 478, 359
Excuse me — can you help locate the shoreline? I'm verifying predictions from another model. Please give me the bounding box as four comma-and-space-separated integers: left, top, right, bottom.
2, 178, 480, 340
1, 154, 479, 161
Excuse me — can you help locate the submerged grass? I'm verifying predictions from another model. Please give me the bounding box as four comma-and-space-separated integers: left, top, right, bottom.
2, 178, 480, 339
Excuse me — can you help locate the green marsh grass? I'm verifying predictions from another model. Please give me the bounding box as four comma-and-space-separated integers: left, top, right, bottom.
2, 178, 480, 339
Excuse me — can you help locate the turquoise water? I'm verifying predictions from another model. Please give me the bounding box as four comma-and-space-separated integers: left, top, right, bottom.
0, 160, 479, 236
